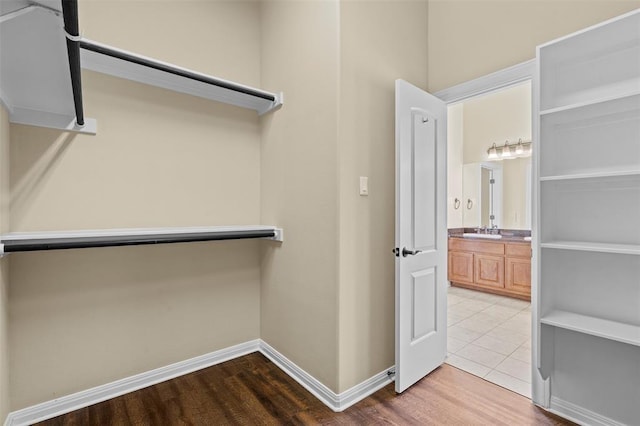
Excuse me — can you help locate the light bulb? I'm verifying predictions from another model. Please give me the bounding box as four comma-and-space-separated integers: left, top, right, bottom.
515, 139, 524, 155
501, 142, 511, 158
488, 143, 498, 160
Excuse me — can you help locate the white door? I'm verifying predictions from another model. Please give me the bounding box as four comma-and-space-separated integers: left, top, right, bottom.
395, 79, 447, 393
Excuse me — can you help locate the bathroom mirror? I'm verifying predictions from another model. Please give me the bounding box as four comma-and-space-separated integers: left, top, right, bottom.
462, 158, 531, 230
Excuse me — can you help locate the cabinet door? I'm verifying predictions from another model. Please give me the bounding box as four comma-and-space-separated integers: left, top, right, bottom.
474, 254, 504, 288
448, 251, 474, 284
505, 257, 531, 296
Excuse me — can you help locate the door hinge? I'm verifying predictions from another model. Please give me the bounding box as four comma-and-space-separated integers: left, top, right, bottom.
489, 178, 495, 184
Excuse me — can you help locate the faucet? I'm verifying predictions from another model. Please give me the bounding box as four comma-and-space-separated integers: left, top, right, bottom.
476, 226, 487, 234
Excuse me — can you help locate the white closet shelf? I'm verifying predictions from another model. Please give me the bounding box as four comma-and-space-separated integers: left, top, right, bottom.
0, 225, 283, 255
541, 310, 640, 347
539, 91, 640, 116
79, 38, 283, 115
540, 241, 640, 255
540, 170, 640, 182
1, 2, 283, 136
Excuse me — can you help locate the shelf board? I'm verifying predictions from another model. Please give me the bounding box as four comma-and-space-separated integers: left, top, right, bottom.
540, 170, 640, 182
541, 310, 640, 347
0, 225, 283, 254
540, 241, 640, 255
79, 38, 283, 115
539, 91, 640, 116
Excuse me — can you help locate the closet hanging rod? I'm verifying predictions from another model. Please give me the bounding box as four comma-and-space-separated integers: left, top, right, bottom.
61, 0, 84, 126
0, 227, 282, 255
78, 39, 276, 102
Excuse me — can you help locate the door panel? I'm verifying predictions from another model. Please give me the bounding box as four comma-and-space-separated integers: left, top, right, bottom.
474, 254, 504, 288
506, 257, 531, 294
448, 251, 474, 284
395, 79, 447, 393
411, 268, 437, 341
412, 110, 437, 252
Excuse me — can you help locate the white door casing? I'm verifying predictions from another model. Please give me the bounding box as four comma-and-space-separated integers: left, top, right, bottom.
395, 79, 447, 393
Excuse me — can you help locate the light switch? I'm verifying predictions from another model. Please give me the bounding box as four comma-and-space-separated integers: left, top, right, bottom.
359, 176, 369, 196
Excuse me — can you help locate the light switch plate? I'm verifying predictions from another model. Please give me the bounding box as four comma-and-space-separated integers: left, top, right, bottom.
359, 176, 369, 196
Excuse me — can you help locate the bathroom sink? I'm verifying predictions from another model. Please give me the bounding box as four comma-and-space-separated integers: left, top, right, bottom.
462, 233, 503, 240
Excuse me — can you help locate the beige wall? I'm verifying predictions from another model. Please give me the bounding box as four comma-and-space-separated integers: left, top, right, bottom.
0, 105, 10, 422
427, 0, 640, 92
260, 0, 341, 391
462, 82, 531, 165
9, 1, 263, 409
337, 0, 428, 392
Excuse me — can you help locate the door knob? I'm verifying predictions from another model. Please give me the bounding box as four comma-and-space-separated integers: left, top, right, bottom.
402, 247, 422, 257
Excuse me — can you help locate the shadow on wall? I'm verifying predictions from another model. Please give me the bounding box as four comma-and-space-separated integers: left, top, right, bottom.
10, 130, 75, 216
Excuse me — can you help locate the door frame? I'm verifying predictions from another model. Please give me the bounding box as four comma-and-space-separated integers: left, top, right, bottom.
433, 59, 548, 408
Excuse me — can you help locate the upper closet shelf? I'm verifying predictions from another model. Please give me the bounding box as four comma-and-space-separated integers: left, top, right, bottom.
79, 39, 283, 115
539, 91, 640, 116
0, 1, 283, 136
0, 225, 283, 256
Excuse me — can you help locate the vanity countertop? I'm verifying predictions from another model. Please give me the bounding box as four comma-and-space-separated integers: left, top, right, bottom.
448, 228, 531, 244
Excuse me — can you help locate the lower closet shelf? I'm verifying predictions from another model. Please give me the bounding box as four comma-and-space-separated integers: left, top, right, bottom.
540, 310, 640, 347
0, 225, 283, 255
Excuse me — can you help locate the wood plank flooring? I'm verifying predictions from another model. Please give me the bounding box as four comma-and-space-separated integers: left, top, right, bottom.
37, 352, 571, 425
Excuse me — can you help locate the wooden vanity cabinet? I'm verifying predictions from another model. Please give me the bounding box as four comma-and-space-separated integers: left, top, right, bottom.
448, 237, 531, 300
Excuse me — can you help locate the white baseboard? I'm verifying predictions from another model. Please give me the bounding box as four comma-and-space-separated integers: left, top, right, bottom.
5, 340, 261, 426
259, 340, 340, 410
549, 396, 626, 426
4, 339, 393, 425
336, 366, 394, 412
259, 340, 393, 412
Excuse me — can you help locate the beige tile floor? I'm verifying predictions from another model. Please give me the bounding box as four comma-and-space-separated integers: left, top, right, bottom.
445, 286, 532, 398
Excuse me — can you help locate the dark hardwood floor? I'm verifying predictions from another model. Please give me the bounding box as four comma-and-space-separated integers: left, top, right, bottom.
37, 352, 571, 425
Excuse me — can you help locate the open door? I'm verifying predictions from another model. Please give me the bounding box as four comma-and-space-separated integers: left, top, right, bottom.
395, 79, 447, 393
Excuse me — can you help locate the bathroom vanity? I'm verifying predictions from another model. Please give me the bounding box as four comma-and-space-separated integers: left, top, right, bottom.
448, 232, 531, 300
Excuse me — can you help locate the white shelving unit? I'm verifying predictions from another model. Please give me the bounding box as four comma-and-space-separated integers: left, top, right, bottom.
536, 9, 640, 425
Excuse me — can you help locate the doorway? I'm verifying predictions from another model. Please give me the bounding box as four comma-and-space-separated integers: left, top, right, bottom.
443, 77, 533, 398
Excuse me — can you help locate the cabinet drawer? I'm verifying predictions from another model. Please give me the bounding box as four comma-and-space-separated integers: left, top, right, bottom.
449, 238, 504, 255
505, 243, 531, 258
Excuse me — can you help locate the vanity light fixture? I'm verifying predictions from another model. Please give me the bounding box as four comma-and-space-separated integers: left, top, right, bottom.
486, 138, 532, 161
